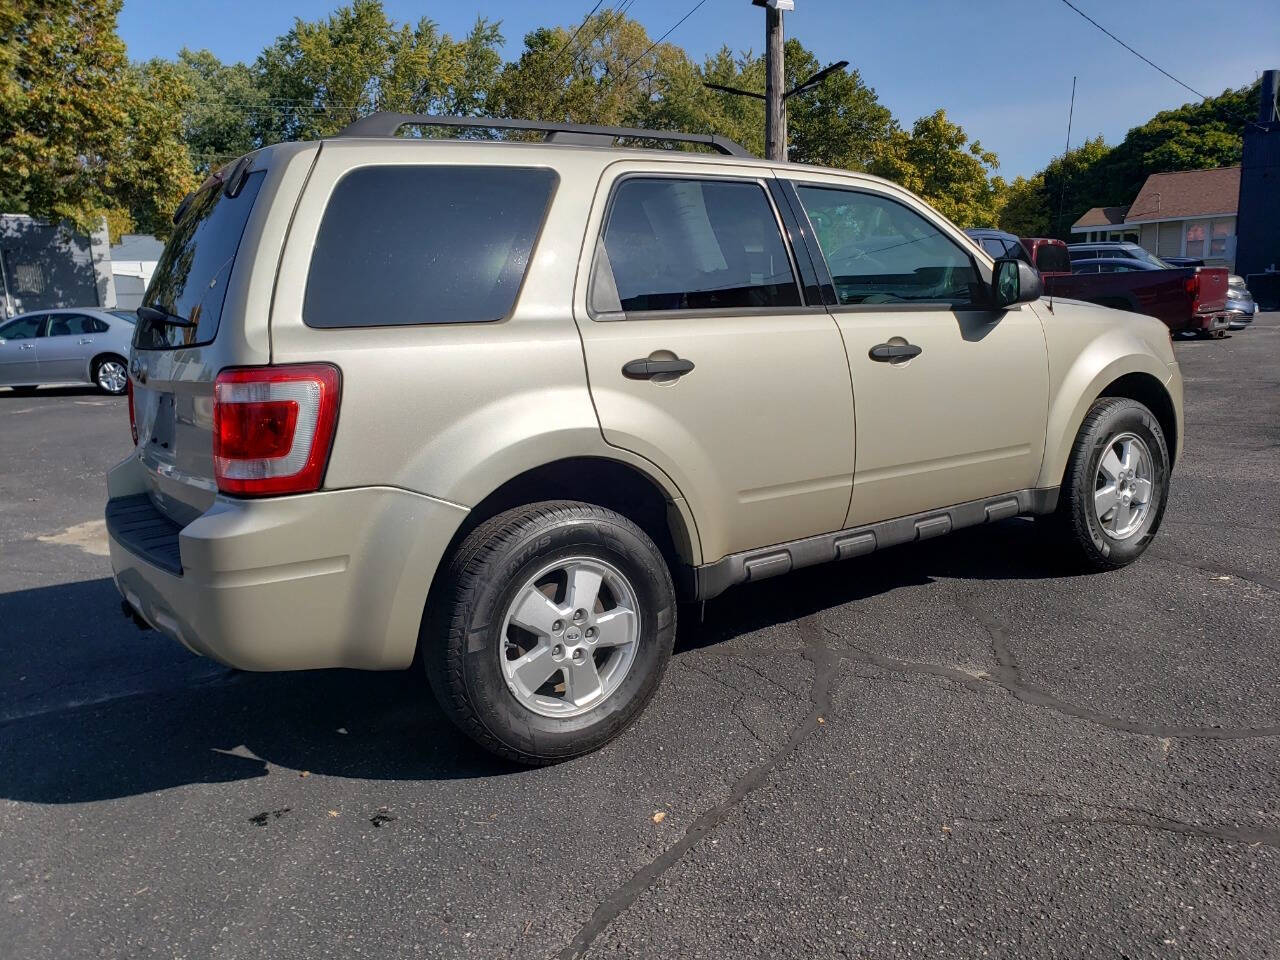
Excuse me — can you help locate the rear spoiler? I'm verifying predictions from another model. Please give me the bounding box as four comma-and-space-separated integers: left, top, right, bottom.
172, 155, 255, 224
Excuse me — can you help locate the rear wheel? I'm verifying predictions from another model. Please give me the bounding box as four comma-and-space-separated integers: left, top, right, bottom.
1055, 397, 1170, 570
93, 355, 128, 395
424, 501, 677, 765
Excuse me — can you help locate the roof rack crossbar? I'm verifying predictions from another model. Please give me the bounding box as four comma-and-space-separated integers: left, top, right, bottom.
334, 112, 752, 157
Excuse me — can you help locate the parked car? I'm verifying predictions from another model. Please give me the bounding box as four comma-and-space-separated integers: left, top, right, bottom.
0, 307, 134, 394
107, 114, 1183, 764
1045, 256, 1231, 338
964, 230, 1071, 278
1225, 274, 1257, 329
1067, 241, 1170, 266
1160, 256, 1204, 268
964, 228, 1031, 263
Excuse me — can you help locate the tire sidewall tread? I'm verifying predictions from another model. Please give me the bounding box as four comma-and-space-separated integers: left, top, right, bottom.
425, 501, 676, 765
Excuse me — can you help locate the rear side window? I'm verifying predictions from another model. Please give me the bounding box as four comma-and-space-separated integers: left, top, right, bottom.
1034, 244, 1071, 273
980, 238, 1006, 258
137, 172, 266, 350
303, 166, 557, 328
590, 177, 800, 314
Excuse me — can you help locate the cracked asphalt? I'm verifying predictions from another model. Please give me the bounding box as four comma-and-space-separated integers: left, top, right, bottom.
2, 315, 1277, 959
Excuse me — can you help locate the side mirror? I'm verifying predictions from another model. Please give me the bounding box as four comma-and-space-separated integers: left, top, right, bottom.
991, 257, 1043, 308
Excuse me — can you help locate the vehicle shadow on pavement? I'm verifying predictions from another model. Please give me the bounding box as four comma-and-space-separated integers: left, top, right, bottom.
0, 580, 510, 805
0, 519, 1081, 804
679, 517, 1086, 653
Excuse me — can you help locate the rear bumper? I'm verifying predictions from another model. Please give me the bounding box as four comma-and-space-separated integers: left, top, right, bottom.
106, 454, 468, 671
1189, 312, 1230, 332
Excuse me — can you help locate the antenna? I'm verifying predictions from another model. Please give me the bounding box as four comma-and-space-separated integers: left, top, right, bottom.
1049, 75, 1077, 313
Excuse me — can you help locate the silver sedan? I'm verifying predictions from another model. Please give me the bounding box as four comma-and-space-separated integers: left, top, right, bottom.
0, 308, 135, 395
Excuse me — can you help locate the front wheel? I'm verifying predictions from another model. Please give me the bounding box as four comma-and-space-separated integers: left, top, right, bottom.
1055, 397, 1171, 570
424, 501, 677, 765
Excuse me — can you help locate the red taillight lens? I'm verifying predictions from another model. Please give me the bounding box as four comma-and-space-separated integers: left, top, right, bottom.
212, 364, 341, 497
1185, 271, 1201, 309
126, 378, 137, 445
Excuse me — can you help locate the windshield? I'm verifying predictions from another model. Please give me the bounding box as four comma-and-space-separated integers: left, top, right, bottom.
135, 171, 265, 350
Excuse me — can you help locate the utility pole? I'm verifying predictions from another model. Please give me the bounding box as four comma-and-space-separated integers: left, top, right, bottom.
709, 3, 845, 163
761, 0, 789, 161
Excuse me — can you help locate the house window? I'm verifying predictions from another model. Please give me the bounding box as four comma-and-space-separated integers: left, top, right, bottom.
1210, 219, 1230, 258
1184, 222, 1205, 259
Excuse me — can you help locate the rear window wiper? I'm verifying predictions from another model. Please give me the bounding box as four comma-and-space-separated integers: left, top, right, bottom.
137, 304, 197, 328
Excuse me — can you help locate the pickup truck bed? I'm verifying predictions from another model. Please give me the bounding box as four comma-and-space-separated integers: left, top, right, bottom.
1044, 267, 1229, 335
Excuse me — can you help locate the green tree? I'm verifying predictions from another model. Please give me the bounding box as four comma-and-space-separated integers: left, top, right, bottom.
870, 110, 1001, 227
783, 40, 895, 171
0, 0, 130, 230
996, 173, 1051, 236
253, 0, 503, 143
164, 49, 266, 173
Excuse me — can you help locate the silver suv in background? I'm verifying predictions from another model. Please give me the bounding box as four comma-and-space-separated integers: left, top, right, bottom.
106, 115, 1183, 764
0, 308, 134, 394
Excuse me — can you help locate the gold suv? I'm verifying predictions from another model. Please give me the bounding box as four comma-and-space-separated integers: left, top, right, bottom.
106, 115, 1183, 764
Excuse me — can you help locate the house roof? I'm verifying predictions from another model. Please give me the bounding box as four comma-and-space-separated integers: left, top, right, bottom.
1073, 206, 1130, 229
1124, 166, 1240, 222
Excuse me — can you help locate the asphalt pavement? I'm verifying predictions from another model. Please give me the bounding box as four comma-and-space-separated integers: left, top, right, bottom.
1, 316, 1277, 959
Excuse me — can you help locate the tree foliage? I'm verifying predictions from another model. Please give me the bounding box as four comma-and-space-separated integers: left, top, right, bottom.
8, 0, 1254, 240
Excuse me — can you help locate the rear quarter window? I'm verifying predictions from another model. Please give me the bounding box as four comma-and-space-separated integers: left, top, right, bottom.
303, 165, 557, 328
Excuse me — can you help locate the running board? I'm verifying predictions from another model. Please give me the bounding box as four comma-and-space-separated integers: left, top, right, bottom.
692, 487, 1059, 601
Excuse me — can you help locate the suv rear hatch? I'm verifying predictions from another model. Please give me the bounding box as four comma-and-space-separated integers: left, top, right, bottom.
131, 165, 268, 526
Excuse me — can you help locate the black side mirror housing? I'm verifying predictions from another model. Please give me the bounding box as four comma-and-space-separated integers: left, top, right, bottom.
991, 257, 1043, 308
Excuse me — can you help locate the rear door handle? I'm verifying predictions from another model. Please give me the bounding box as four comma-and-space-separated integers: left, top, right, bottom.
78, 338, 94, 345
869, 342, 922, 362
622, 357, 695, 380
18, 343, 35, 350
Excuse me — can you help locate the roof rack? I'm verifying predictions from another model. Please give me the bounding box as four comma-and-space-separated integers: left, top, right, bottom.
334, 112, 752, 158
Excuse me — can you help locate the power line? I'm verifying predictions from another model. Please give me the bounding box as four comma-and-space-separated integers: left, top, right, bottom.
1059, 0, 1207, 100
613, 0, 709, 85
544, 0, 608, 77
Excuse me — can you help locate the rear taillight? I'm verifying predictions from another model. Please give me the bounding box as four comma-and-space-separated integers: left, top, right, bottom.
213, 364, 341, 497
126, 379, 137, 445
1185, 271, 1202, 311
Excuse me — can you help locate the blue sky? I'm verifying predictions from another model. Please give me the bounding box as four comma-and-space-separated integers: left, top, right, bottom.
117, 0, 1280, 178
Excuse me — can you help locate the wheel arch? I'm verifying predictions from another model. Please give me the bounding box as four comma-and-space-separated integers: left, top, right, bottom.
89, 350, 127, 384
421, 456, 702, 641
1039, 354, 1179, 490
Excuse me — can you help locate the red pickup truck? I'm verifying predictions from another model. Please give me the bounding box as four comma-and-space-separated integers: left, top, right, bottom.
1038, 248, 1230, 338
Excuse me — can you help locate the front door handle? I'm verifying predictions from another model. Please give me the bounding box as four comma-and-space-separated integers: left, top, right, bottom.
869, 342, 922, 362
622, 357, 695, 380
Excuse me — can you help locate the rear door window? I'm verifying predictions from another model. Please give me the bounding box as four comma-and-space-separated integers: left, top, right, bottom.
1034, 244, 1071, 273
590, 177, 800, 314
137, 171, 265, 350
303, 165, 557, 328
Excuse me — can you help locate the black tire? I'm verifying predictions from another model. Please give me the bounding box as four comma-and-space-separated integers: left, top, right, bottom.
8, 385, 38, 396
424, 501, 677, 765
92, 355, 128, 395
1056, 396, 1170, 570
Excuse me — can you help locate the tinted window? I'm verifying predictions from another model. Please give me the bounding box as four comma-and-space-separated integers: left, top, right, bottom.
138, 171, 265, 350
1034, 244, 1071, 273
980, 238, 1007, 258
0, 316, 45, 339
47, 315, 105, 336
304, 166, 556, 328
1073, 263, 1100, 274
797, 186, 978, 306
591, 178, 799, 314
